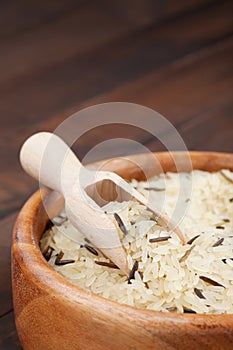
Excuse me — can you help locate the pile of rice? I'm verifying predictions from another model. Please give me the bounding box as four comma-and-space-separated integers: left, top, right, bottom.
40, 170, 233, 314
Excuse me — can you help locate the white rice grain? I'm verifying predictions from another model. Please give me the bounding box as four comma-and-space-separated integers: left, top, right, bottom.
40, 170, 233, 314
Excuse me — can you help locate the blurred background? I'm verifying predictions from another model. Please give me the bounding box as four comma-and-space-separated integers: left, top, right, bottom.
0, 0, 232, 347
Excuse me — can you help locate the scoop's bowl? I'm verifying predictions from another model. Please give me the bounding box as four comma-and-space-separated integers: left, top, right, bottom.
12, 151, 233, 350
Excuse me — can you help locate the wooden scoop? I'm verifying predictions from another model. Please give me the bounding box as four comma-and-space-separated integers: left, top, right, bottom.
20, 132, 185, 275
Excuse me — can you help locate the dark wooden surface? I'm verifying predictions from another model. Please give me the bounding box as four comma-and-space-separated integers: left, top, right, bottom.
0, 1, 232, 348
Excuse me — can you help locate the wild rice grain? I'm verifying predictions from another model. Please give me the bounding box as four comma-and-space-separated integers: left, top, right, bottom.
114, 213, 128, 235
222, 218, 230, 223
56, 259, 75, 266
179, 246, 195, 263
183, 307, 196, 314
138, 271, 149, 289
187, 235, 200, 245
128, 261, 139, 284
44, 220, 54, 232
194, 288, 205, 299
55, 251, 64, 265
95, 261, 119, 269
84, 244, 99, 256
143, 187, 165, 191
54, 251, 75, 265
166, 307, 177, 312
43, 245, 54, 261
149, 236, 171, 243
200, 276, 225, 288
212, 238, 224, 247
222, 258, 233, 264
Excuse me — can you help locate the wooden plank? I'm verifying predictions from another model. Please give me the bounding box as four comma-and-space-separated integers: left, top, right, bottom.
80, 36, 233, 122
0, 37, 232, 219
1, 33, 232, 166
0, 0, 84, 39
0, 213, 18, 316
144, 102, 233, 153
163, 0, 216, 17
0, 311, 22, 349
62, 37, 233, 161
0, 171, 36, 220
1, 2, 231, 139
0, 0, 174, 86
0, 0, 214, 40
173, 104, 233, 152
0, 0, 232, 126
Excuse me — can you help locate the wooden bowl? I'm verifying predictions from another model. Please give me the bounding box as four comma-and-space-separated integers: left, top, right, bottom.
12, 151, 233, 350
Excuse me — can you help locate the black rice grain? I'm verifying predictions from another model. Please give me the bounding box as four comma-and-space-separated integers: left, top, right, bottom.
114, 213, 128, 235
55, 250, 75, 265
179, 246, 195, 263
84, 244, 99, 256
56, 259, 75, 266
128, 261, 139, 284
183, 307, 196, 314
212, 238, 224, 247
138, 271, 149, 289
187, 235, 200, 245
222, 258, 233, 264
43, 245, 54, 261
95, 261, 119, 269
194, 288, 205, 299
166, 307, 177, 312
200, 276, 225, 288
149, 236, 171, 243
143, 187, 165, 191
44, 220, 54, 232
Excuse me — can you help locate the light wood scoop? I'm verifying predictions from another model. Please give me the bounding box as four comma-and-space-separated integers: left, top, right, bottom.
20, 132, 185, 275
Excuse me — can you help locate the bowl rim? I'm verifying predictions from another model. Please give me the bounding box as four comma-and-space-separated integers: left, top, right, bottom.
12, 151, 233, 324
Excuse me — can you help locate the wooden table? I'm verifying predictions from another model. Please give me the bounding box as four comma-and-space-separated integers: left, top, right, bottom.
0, 1, 232, 348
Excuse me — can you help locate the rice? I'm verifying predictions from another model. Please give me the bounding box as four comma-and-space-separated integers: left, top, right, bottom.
40, 170, 233, 314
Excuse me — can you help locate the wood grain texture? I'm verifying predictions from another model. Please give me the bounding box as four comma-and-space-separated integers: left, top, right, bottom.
0, 0, 217, 83
145, 103, 233, 153
3, 0, 214, 86
0, 312, 22, 350
1, 0, 232, 132
0, 0, 232, 347
0, 36, 232, 220
0, 213, 18, 316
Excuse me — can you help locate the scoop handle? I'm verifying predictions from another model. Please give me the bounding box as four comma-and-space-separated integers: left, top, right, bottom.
20, 132, 82, 194
20, 132, 130, 275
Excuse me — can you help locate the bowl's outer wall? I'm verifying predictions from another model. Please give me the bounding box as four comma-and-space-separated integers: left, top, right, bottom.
12, 152, 233, 350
